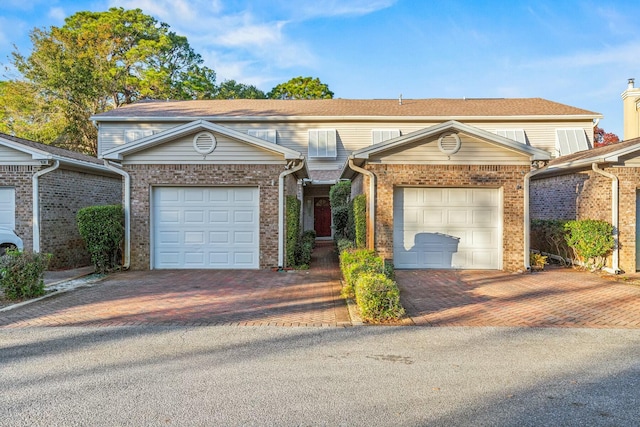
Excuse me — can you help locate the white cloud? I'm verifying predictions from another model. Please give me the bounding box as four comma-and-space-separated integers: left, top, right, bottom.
48, 7, 67, 22
284, 0, 397, 19
523, 42, 640, 70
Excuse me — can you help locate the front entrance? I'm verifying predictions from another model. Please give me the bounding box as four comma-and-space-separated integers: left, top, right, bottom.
314, 197, 332, 237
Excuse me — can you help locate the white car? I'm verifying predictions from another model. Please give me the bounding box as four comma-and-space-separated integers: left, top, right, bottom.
0, 227, 23, 256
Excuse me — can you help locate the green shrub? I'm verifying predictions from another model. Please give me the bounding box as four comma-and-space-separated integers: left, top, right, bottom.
564, 219, 614, 269
301, 230, 316, 249
0, 250, 51, 300
77, 205, 124, 273
330, 180, 352, 240
336, 238, 355, 254
530, 252, 548, 271
355, 272, 405, 322
353, 194, 366, 248
285, 196, 301, 267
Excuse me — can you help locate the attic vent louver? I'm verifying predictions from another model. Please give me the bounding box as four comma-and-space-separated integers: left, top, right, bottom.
438, 132, 461, 155
193, 132, 216, 155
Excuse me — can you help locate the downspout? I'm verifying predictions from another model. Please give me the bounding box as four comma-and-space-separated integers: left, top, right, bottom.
348, 158, 376, 250
278, 160, 305, 269
591, 163, 620, 274
523, 162, 547, 271
32, 160, 60, 252
103, 160, 131, 269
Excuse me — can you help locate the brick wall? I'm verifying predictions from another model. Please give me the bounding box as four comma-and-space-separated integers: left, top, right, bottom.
366, 164, 530, 272
0, 165, 36, 251
39, 168, 122, 269
124, 163, 282, 269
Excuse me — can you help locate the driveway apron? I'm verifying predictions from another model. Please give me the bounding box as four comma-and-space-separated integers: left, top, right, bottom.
397, 268, 640, 328
0, 242, 351, 327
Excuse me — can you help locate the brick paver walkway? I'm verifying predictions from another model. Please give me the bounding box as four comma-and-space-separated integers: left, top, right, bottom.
397, 268, 640, 328
0, 242, 351, 328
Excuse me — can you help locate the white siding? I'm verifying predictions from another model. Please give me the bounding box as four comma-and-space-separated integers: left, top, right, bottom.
0, 145, 39, 164
98, 118, 595, 165
369, 134, 532, 165
123, 133, 286, 164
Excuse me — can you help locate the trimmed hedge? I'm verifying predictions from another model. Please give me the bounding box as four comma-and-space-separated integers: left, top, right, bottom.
355, 272, 405, 322
353, 194, 366, 248
338, 248, 404, 322
0, 250, 51, 300
564, 219, 614, 269
77, 205, 124, 273
285, 195, 301, 268
330, 180, 352, 240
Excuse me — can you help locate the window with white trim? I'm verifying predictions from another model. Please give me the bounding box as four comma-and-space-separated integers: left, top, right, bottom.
308, 129, 337, 159
495, 129, 527, 144
372, 129, 401, 145
555, 128, 590, 156
247, 129, 277, 143
124, 129, 154, 143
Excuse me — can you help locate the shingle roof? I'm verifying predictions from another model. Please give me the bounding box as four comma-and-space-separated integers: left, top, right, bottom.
547, 137, 640, 167
0, 132, 103, 165
93, 98, 601, 119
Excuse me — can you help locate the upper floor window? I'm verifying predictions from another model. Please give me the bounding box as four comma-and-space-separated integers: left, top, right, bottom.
495, 129, 527, 144
372, 129, 401, 145
247, 129, 277, 143
124, 129, 154, 143
556, 128, 589, 156
308, 129, 337, 159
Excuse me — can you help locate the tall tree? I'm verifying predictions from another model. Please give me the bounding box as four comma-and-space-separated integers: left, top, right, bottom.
594, 126, 620, 147
267, 76, 334, 100
8, 8, 217, 154
215, 80, 266, 99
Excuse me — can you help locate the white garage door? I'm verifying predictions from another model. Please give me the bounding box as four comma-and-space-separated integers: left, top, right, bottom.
152, 187, 259, 269
0, 188, 16, 230
393, 188, 501, 269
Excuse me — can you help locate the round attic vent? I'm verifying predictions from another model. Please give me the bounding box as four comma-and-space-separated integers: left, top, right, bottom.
438, 132, 461, 155
193, 132, 217, 155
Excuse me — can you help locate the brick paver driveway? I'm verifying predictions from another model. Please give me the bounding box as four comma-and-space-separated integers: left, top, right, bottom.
0, 242, 350, 328
397, 268, 640, 328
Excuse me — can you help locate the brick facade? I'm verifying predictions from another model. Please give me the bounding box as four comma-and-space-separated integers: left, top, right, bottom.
39, 169, 122, 268
0, 165, 122, 269
0, 165, 37, 251
124, 163, 284, 270
532, 167, 640, 273
366, 164, 530, 272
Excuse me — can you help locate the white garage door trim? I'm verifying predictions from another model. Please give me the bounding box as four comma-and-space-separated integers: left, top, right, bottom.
393, 187, 502, 269
0, 187, 16, 230
151, 186, 260, 269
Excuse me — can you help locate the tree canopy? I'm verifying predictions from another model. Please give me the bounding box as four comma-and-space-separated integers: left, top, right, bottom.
594, 126, 620, 148
267, 76, 334, 100
215, 80, 266, 99
6, 8, 218, 154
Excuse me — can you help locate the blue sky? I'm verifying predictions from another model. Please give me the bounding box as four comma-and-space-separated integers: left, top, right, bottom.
1, 0, 639, 136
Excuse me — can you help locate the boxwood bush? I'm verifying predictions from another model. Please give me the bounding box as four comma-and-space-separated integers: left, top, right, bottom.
338, 248, 404, 321
355, 272, 405, 322
564, 219, 614, 269
77, 205, 124, 273
0, 250, 51, 300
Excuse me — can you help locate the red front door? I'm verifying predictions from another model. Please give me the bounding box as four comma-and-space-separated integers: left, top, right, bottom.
314, 197, 332, 237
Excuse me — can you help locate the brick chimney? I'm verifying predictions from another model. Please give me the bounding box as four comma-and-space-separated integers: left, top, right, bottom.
621, 78, 640, 140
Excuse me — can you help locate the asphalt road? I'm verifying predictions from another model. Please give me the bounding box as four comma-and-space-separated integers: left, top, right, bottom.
1, 326, 639, 426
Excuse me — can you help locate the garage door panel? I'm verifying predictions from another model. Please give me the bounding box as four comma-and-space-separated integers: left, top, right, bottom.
394, 188, 500, 269
153, 187, 259, 269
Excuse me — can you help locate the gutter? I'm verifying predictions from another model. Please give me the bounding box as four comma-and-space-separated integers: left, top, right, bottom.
523, 162, 548, 270
278, 160, 305, 268
103, 160, 131, 269
591, 163, 620, 274
32, 160, 60, 252
348, 158, 376, 250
